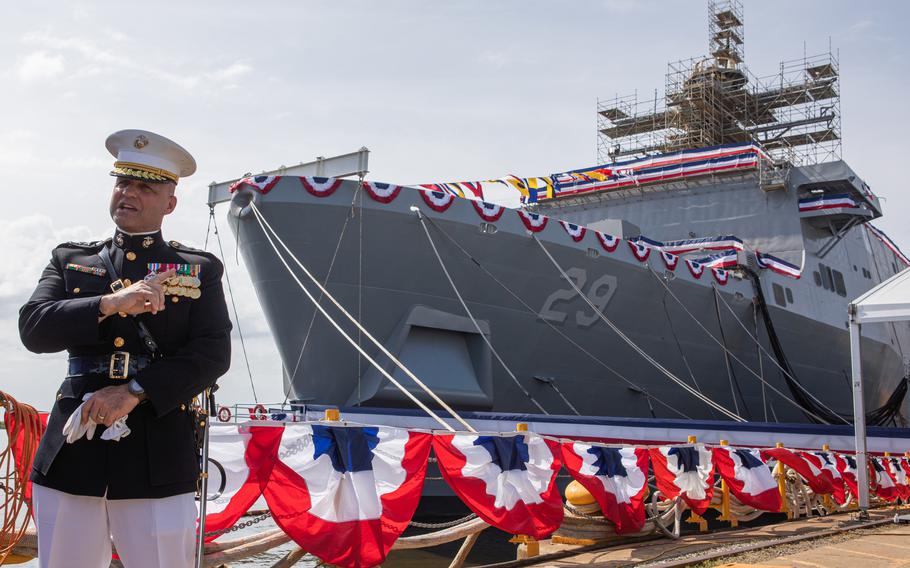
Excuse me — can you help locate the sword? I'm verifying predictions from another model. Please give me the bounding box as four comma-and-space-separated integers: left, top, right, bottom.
194, 385, 217, 568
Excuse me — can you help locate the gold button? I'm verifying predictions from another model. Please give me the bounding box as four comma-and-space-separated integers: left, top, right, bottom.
126, 251, 137, 261
123, 279, 132, 287
113, 337, 125, 348
73, 287, 81, 294
171, 296, 179, 304
180, 404, 186, 411
199, 421, 206, 427
119, 312, 128, 318
56, 393, 63, 400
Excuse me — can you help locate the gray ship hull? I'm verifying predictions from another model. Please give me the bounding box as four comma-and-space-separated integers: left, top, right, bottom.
228, 177, 907, 424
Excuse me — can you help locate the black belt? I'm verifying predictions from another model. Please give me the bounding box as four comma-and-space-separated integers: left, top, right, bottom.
68, 352, 151, 380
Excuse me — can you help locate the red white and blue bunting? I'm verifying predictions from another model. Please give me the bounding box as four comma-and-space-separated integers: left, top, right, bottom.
363, 181, 403, 204
712, 269, 729, 285
419, 189, 455, 212
756, 252, 802, 279
560, 444, 649, 534
866, 224, 910, 267
798, 193, 859, 212
432, 432, 564, 539
193, 421, 910, 568
301, 176, 342, 198
472, 200, 505, 222
596, 231, 621, 253
685, 259, 705, 279
230, 175, 281, 195
559, 220, 587, 242
659, 235, 745, 255
649, 445, 715, 514
517, 210, 549, 233
628, 240, 652, 263
661, 251, 679, 271
694, 249, 738, 270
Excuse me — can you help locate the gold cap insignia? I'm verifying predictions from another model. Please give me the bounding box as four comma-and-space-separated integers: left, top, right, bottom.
142, 236, 154, 249
134, 135, 149, 149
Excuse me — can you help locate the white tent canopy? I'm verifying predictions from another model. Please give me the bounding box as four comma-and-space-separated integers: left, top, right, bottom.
852, 267, 910, 323
849, 266, 910, 518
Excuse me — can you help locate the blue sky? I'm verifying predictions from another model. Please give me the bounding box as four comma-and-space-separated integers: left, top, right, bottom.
2, 1, 908, 409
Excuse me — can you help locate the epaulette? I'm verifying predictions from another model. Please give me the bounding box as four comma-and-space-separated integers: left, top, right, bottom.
168, 240, 220, 261
56, 237, 110, 250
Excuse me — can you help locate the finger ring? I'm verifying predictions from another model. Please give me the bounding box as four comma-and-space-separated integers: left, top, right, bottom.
98, 414, 106, 419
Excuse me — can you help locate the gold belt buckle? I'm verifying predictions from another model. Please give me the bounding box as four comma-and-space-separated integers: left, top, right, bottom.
109, 351, 130, 380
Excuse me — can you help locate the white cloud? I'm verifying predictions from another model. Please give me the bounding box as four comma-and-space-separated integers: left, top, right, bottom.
206, 61, 253, 82
17, 51, 65, 82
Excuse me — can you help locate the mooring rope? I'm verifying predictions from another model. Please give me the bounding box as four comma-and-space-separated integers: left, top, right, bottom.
0, 391, 44, 564
414, 208, 550, 415
647, 267, 837, 424
249, 201, 470, 432
419, 213, 692, 420
532, 235, 746, 422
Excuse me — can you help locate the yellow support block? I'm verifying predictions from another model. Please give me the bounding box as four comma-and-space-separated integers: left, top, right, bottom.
717, 439, 738, 527
775, 442, 791, 518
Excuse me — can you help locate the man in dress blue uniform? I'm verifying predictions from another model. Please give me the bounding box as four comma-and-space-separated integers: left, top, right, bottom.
19, 129, 232, 567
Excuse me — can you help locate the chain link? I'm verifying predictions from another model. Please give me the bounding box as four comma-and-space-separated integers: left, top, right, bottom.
204, 511, 272, 537
407, 512, 477, 529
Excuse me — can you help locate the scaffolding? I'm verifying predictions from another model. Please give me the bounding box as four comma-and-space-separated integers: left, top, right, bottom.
597, 0, 841, 167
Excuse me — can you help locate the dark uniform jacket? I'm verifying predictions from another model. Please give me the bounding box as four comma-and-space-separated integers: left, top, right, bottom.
19, 229, 232, 499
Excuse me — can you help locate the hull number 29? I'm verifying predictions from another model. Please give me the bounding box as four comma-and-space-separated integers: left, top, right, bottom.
539, 267, 618, 328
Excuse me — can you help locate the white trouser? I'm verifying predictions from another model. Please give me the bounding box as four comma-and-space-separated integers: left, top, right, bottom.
32, 484, 196, 568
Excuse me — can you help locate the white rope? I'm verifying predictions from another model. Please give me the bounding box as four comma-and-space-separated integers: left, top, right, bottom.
532, 235, 747, 422
249, 201, 474, 433
414, 209, 550, 415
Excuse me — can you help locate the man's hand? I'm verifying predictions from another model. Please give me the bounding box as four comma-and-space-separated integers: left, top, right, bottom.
99, 268, 176, 318
81, 384, 140, 427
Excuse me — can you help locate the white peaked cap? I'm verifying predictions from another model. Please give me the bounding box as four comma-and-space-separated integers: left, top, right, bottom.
106, 129, 196, 184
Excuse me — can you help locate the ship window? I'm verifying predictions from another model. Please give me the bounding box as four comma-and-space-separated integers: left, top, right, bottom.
813, 271, 822, 287
772, 283, 787, 307
832, 270, 847, 297
785, 288, 794, 303
820, 264, 834, 291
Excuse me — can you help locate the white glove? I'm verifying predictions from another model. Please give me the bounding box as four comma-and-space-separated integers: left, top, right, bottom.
62, 393, 132, 443
101, 416, 131, 441
63, 395, 99, 443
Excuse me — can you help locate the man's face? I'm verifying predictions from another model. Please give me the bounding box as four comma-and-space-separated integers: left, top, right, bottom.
109, 177, 178, 233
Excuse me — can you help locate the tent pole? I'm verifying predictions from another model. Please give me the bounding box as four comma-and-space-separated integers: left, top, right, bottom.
849, 314, 870, 519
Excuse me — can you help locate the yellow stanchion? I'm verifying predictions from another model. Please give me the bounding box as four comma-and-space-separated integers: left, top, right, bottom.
324, 408, 340, 421
684, 435, 708, 532
774, 442, 791, 518
717, 439, 738, 527
821, 444, 835, 512
511, 423, 539, 559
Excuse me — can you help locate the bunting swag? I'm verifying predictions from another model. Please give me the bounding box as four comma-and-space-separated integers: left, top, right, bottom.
761, 447, 833, 496
433, 433, 564, 539
834, 453, 859, 499
559, 220, 587, 242
517, 210, 549, 233
712, 269, 729, 285
871, 458, 900, 502
711, 447, 781, 512
694, 249, 738, 269
202, 425, 279, 541
649, 446, 715, 514
419, 189, 455, 212
561, 444, 649, 534
661, 251, 679, 271
301, 176, 342, 198
866, 224, 910, 267
229, 175, 282, 195
887, 457, 910, 500
756, 252, 802, 279
362, 181, 402, 204
800, 451, 846, 504
798, 194, 858, 212
263, 424, 432, 568
660, 235, 745, 255
685, 259, 705, 279
596, 231, 620, 253
472, 200, 505, 223
628, 241, 651, 262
